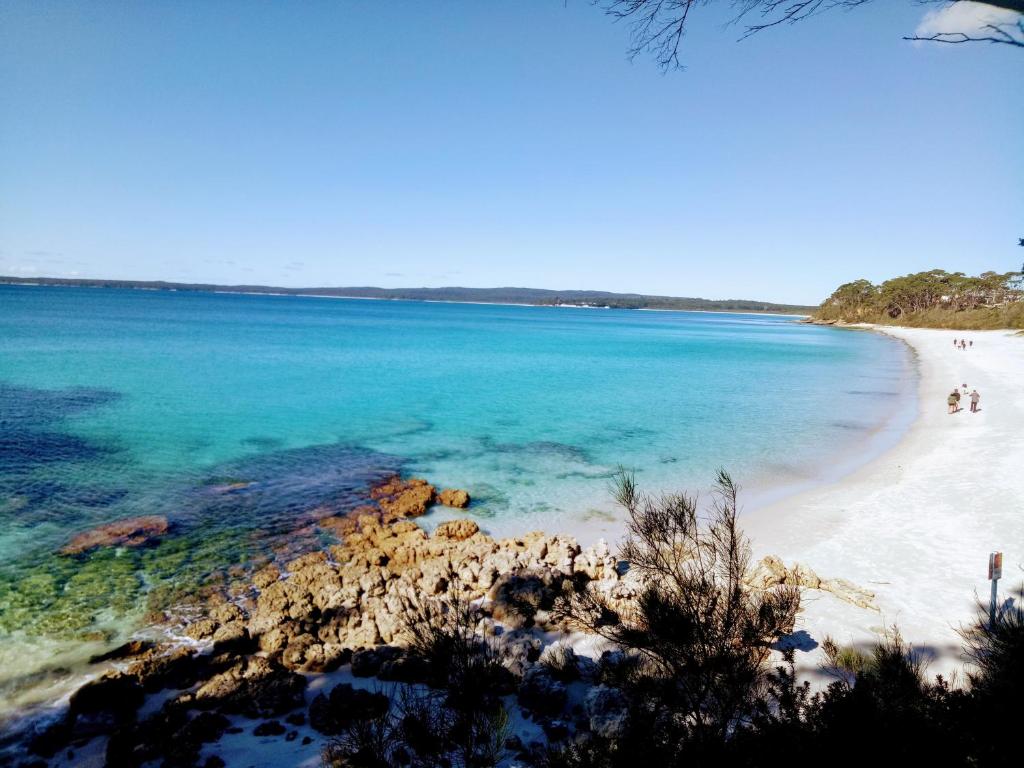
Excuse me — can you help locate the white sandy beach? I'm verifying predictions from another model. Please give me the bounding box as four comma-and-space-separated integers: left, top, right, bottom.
744, 326, 1024, 679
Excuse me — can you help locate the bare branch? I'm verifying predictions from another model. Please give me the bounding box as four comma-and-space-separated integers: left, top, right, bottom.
598, 0, 1024, 69
904, 19, 1024, 48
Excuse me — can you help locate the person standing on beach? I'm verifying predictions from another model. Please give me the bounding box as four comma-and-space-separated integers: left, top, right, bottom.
948, 390, 959, 414
970, 389, 981, 413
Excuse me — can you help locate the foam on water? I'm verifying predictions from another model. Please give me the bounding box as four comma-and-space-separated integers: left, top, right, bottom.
0, 285, 915, 722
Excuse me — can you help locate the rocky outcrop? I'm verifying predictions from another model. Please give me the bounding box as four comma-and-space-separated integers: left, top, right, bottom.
372, 476, 437, 520
434, 518, 479, 541
42, 473, 884, 764
747, 555, 878, 610
437, 488, 471, 508
180, 655, 307, 718
60, 515, 169, 554
316, 477, 473, 538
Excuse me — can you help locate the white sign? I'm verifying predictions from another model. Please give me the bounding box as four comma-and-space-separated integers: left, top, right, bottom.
988, 551, 1003, 581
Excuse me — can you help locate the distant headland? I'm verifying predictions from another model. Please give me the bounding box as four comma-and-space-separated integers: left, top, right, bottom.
0, 276, 815, 314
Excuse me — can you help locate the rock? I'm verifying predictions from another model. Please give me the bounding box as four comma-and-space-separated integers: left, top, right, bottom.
585, 685, 629, 740
61, 515, 168, 555
539, 643, 579, 682
433, 519, 479, 541
517, 667, 567, 717
309, 684, 390, 735
351, 645, 404, 677
189, 656, 307, 718
111, 709, 229, 768
212, 621, 251, 653
489, 571, 555, 628
252, 565, 281, 589
68, 672, 144, 721
179, 711, 231, 747
126, 646, 201, 692
185, 618, 218, 641
748, 555, 876, 610
208, 602, 245, 624
437, 488, 471, 508
747, 555, 788, 590
88, 639, 155, 664
253, 720, 287, 736
820, 577, 877, 610
790, 563, 821, 590
372, 477, 436, 520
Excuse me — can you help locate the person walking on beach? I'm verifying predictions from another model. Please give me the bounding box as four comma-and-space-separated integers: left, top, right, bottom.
969, 340, 973, 348
970, 389, 981, 413
948, 389, 959, 414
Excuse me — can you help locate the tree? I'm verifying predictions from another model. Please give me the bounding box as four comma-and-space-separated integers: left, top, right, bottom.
554, 470, 800, 754
601, 1, 1024, 70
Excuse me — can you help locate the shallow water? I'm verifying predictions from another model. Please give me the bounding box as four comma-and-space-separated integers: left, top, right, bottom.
0, 285, 913, 718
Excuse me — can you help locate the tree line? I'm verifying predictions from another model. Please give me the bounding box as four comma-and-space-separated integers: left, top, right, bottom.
814, 269, 1024, 329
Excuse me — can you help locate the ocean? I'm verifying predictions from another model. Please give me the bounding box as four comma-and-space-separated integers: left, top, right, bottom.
0, 284, 914, 720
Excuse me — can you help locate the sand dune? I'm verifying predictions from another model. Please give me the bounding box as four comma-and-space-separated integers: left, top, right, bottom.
745, 327, 1024, 679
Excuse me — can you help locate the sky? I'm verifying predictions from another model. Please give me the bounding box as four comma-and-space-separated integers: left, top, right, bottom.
0, 1, 1021, 305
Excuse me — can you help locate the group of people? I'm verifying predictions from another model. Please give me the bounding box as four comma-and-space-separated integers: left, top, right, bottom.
948, 384, 981, 414
947, 336, 981, 413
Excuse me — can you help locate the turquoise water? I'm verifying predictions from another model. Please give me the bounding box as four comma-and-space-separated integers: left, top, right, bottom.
0, 285, 912, 715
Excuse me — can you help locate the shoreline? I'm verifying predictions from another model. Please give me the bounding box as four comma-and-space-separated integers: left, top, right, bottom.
1, 281, 812, 317
742, 326, 1024, 680
4, 325, 1018, 762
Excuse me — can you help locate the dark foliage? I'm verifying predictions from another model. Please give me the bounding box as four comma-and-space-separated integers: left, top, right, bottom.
323, 574, 511, 768
552, 470, 800, 761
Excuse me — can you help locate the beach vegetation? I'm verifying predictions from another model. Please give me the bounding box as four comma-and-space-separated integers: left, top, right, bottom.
552, 470, 800, 758
322, 572, 513, 768
815, 269, 1024, 329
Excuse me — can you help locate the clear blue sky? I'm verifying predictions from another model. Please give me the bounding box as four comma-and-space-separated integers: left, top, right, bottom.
0, 1, 1020, 305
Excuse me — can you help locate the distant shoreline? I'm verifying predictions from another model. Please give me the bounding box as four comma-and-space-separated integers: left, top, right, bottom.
0, 276, 815, 316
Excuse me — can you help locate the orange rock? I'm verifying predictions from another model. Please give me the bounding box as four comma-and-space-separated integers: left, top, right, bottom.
437, 488, 471, 508
61, 515, 169, 555
373, 477, 436, 521
433, 519, 480, 541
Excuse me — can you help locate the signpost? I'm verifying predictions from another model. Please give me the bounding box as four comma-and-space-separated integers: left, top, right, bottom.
988, 551, 1003, 627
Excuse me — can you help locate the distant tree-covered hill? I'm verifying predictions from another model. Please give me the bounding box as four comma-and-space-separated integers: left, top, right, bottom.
0, 276, 814, 314
814, 269, 1024, 329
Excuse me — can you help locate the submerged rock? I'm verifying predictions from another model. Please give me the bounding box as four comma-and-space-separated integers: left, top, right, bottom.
60, 515, 169, 555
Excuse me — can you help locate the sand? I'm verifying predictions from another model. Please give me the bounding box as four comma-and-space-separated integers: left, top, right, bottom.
743, 327, 1024, 680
